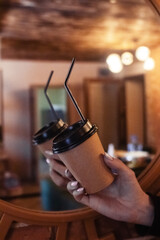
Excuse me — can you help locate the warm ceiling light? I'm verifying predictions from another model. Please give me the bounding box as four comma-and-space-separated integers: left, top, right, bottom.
143, 57, 155, 71
106, 54, 123, 73
121, 52, 133, 65
108, 63, 123, 73
106, 53, 120, 65
135, 46, 150, 61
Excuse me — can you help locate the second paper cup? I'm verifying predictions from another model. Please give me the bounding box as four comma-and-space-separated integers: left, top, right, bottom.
33, 119, 67, 160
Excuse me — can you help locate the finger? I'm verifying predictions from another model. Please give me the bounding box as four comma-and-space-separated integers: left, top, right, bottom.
72, 188, 91, 206
104, 153, 134, 179
46, 158, 67, 178
67, 181, 79, 194
67, 182, 90, 205
65, 169, 75, 181
49, 168, 69, 188
44, 150, 61, 161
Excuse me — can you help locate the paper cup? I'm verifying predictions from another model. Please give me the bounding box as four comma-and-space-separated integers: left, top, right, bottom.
53, 120, 114, 194
33, 119, 67, 160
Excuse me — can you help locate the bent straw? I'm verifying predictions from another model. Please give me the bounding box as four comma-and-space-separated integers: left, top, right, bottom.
44, 70, 59, 120
64, 58, 85, 122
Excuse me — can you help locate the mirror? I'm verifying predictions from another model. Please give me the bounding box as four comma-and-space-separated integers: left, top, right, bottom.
0, 0, 160, 212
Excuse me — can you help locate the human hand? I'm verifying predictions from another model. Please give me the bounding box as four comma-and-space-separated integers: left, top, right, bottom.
46, 157, 73, 189
67, 153, 154, 226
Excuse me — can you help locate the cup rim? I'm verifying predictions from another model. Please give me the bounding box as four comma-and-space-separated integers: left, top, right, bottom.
52, 119, 98, 153
32, 119, 67, 145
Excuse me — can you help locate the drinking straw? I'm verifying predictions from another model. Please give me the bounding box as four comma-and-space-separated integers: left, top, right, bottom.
44, 70, 59, 120
64, 58, 85, 122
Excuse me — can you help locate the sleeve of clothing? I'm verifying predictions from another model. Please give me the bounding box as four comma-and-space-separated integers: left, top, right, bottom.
135, 194, 160, 236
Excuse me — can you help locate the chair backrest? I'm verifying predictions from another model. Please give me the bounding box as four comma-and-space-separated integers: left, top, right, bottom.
0, 197, 134, 240
0, 199, 127, 240
0, 201, 97, 240
138, 151, 160, 195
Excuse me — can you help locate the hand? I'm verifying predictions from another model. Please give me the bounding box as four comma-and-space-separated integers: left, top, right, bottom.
46, 157, 73, 189
67, 153, 154, 226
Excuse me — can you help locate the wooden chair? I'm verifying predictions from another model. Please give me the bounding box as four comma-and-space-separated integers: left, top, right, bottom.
0, 202, 98, 240
0, 198, 134, 240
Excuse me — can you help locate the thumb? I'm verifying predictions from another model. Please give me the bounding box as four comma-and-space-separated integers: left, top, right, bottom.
104, 153, 133, 179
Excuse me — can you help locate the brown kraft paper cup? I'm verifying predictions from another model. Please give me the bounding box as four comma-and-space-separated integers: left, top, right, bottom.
32, 119, 67, 161
53, 120, 114, 194
37, 138, 60, 160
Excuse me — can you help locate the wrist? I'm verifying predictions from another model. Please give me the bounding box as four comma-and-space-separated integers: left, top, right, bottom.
135, 193, 154, 226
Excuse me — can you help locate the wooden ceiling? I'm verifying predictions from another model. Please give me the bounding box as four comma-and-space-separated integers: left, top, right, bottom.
0, 0, 160, 61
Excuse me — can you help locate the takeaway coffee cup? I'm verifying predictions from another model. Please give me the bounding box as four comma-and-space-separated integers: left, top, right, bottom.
52, 119, 114, 194
32, 70, 69, 160
33, 119, 67, 160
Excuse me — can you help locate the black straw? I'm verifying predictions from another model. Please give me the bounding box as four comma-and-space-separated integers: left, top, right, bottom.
44, 71, 59, 120
64, 58, 85, 122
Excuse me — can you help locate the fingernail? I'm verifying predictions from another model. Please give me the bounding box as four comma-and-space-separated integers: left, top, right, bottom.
46, 158, 50, 164
65, 169, 68, 176
104, 152, 113, 160
65, 169, 72, 177
77, 187, 84, 193
71, 181, 78, 187
45, 150, 54, 156
112, 171, 118, 175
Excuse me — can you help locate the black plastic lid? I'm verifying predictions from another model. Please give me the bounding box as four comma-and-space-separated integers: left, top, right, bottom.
32, 119, 67, 145
52, 119, 98, 153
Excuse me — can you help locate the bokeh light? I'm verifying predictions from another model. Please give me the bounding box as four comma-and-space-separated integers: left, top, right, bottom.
135, 46, 150, 61
143, 57, 155, 71
106, 54, 123, 73
121, 52, 133, 65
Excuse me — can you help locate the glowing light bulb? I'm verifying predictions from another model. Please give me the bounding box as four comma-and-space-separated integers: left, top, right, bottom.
106, 53, 123, 73
135, 46, 150, 61
143, 57, 155, 71
121, 52, 133, 65
106, 53, 120, 65
108, 63, 123, 73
